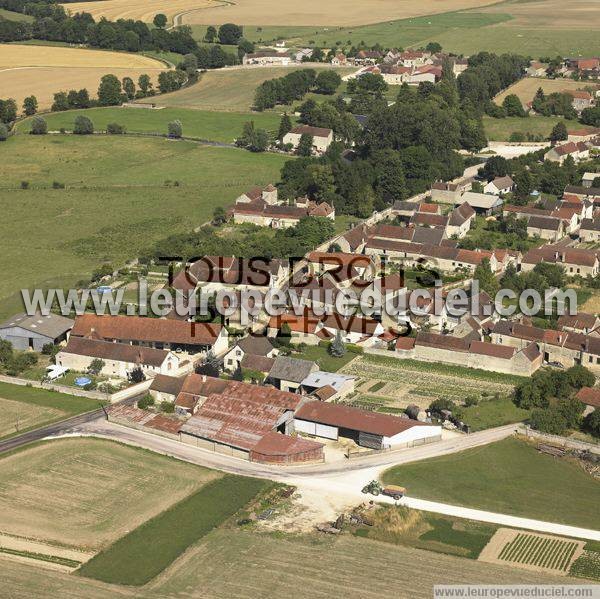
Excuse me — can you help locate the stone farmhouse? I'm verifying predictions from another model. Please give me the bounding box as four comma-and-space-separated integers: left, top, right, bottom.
579, 217, 600, 242
222, 335, 279, 372
395, 332, 542, 376
484, 176, 514, 196
520, 245, 600, 277
545, 141, 591, 164
491, 320, 600, 373
232, 183, 334, 228
282, 125, 333, 154
70, 314, 228, 356
56, 336, 187, 379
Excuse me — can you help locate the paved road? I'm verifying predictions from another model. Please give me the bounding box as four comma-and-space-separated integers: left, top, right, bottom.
55, 420, 600, 541
0, 393, 140, 455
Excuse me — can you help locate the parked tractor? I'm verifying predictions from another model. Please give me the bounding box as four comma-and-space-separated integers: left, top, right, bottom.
361, 480, 406, 501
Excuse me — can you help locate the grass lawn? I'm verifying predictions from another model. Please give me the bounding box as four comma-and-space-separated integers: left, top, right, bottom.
461, 216, 544, 252
483, 116, 597, 142
17, 107, 288, 144
77, 474, 268, 585
294, 345, 356, 372
0, 438, 220, 550
0, 8, 34, 21
355, 506, 497, 559
461, 397, 530, 432
0, 135, 288, 320
140, 66, 355, 111
383, 437, 600, 530
0, 381, 101, 439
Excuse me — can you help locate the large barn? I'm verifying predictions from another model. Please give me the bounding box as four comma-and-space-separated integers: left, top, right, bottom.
294, 401, 442, 450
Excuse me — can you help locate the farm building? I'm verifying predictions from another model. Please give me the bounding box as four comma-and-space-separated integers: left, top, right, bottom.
294, 401, 442, 449
56, 337, 186, 379
0, 312, 73, 351
179, 382, 323, 463
267, 356, 319, 392
282, 125, 333, 154
300, 370, 356, 399
70, 314, 228, 355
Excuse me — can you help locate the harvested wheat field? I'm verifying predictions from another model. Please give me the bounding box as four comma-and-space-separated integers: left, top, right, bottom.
62, 0, 212, 24
0, 438, 220, 551
143, 65, 354, 111
495, 77, 600, 105
481, 0, 600, 30
0, 397, 64, 439
0, 44, 165, 110
179, 0, 502, 26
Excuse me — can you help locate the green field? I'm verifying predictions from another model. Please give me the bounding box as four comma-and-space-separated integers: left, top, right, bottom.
0, 135, 288, 320
461, 397, 530, 432
483, 116, 598, 142
198, 5, 600, 57
77, 475, 268, 585
498, 532, 579, 572
18, 107, 286, 144
0, 8, 34, 21
139, 66, 354, 112
0, 381, 101, 439
383, 437, 600, 530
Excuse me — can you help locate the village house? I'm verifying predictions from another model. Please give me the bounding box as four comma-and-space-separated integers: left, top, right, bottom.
331, 53, 347, 66
306, 251, 375, 280
527, 61, 547, 77
558, 312, 600, 335
395, 331, 542, 376
579, 217, 600, 242
222, 335, 279, 372
446, 202, 476, 238
0, 312, 73, 352
242, 51, 291, 66
266, 355, 319, 393
544, 141, 590, 164
352, 50, 383, 65
282, 125, 334, 154
232, 184, 334, 228
320, 312, 385, 346
526, 215, 564, 242
484, 176, 514, 196
430, 178, 473, 204
563, 90, 595, 112
491, 320, 600, 372
70, 314, 228, 356
582, 172, 600, 187
520, 245, 600, 277
56, 337, 186, 379
457, 191, 503, 215
294, 48, 313, 62
575, 387, 600, 416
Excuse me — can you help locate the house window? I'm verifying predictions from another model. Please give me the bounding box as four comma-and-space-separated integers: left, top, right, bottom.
589, 356, 593, 363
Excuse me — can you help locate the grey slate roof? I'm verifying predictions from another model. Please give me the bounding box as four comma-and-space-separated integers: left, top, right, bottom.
0, 312, 74, 339
236, 335, 276, 357
268, 356, 317, 384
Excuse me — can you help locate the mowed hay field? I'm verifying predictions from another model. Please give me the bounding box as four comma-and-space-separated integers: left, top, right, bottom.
62, 0, 212, 23
1, 530, 572, 598
495, 78, 600, 105
383, 438, 600, 530
483, 115, 598, 141
18, 106, 286, 143
254, 1, 600, 57
143, 66, 354, 111
0, 438, 220, 550
178, 0, 504, 26
0, 44, 165, 110
0, 397, 64, 439
0, 135, 288, 320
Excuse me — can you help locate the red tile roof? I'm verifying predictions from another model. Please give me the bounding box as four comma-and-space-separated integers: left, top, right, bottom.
575, 387, 600, 407
296, 401, 428, 437
72, 314, 222, 346
251, 431, 323, 457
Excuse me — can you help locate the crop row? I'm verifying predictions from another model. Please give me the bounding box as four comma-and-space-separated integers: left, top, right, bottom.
499, 533, 577, 571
